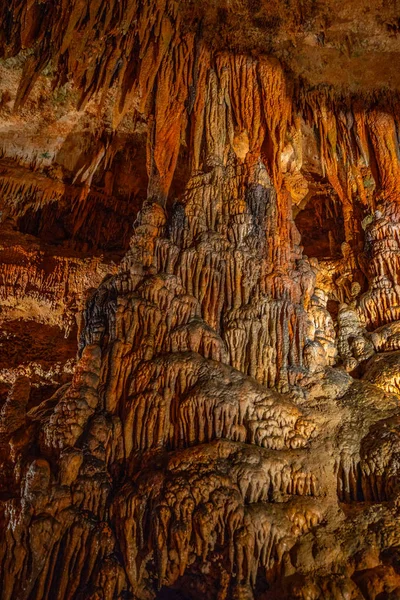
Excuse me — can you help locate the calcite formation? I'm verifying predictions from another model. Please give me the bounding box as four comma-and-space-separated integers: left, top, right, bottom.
2, 1, 400, 599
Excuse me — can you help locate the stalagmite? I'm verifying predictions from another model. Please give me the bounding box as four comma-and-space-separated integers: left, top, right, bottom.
2, 1, 400, 599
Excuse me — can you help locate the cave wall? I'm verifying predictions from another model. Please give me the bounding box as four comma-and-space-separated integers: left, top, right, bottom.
2, 2, 400, 599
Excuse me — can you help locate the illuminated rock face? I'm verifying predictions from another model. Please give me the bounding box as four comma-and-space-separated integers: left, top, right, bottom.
2, 2, 400, 599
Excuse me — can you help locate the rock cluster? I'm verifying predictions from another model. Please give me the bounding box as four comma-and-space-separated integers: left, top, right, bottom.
2, 2, 400, 599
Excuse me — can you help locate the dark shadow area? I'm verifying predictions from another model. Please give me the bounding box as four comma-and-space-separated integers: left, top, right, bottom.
0, 320, 77, 409
156, 588, 191, 600
295, 192, 345, 259
17, 188, 139, 253
15, 130, 150, 253
168, 145, 192, 210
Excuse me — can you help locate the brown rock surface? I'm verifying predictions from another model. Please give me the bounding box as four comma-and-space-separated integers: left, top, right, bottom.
2, 2, 400, 599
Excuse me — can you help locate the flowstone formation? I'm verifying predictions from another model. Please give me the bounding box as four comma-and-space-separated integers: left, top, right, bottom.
3, 1, 400, 599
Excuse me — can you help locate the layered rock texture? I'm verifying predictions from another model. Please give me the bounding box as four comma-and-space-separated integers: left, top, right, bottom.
2, 2, 400, 599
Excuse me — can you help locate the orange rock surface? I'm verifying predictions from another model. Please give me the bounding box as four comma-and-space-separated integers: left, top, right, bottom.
2, 2, 400, 599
